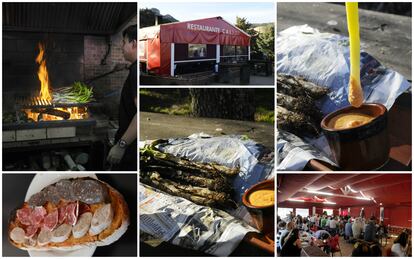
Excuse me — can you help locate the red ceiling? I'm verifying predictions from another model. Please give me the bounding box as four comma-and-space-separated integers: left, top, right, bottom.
277, 174, 411, 208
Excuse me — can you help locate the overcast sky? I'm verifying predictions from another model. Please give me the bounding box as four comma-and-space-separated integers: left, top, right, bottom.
139, 2, 275, 24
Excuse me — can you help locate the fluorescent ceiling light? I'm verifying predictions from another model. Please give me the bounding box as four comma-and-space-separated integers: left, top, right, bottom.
306, 190, 333, 196
288, 198, 305, 202
347, 185, 358, 193
288, 198, 336, 205
304, 189, 372, 201
355, 197, 371, 200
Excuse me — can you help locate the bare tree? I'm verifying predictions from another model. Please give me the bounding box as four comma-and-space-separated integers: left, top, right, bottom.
189, 88, 255, 121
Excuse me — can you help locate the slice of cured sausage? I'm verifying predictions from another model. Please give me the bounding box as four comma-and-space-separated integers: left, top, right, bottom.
65, 202, 79, 226
43, 210, 58, 231
16, 207, 32, 226
30, 207, 47, 226
72, 179, 108, 204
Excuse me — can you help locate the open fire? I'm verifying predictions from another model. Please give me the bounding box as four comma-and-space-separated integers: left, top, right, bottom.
24, 42, 89, 122
36, 43, 52, 101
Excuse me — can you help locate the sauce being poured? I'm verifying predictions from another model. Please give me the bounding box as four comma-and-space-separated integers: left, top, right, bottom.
346, 3, 364, 108
248, 189, 274, 207
328, 112, 375, 129
349, 76, 364, 108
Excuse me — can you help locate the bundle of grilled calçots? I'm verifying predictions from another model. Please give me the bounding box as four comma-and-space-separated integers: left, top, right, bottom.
140, 144, 239, 209
8, 178, 129, 250
277, 74, 329, 137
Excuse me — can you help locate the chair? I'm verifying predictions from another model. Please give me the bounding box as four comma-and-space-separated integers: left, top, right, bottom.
328, 234, 342, 257
378, 233, 388, 247
386, 247, 392, 256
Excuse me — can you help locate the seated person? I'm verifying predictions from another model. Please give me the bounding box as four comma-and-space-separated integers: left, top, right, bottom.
279, 221, 295, 250
280, 229, 302, 257
391, 231, 409, 256
278, 221, 287, 250
364, 217, 377, 242
314, 229, 331, 240
352, 241, 382, 257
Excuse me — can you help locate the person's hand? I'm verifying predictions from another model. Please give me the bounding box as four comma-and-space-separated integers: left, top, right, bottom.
107, 144, 126, 164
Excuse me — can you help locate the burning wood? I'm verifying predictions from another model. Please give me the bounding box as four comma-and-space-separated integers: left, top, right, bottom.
21, 42, 91, 122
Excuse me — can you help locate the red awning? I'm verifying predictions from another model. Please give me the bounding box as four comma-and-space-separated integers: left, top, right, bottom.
157, 17, 250, 46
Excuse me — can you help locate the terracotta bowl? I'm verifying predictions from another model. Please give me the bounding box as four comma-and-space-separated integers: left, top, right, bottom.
321, 103, 390, 170
242, 179, 275, 238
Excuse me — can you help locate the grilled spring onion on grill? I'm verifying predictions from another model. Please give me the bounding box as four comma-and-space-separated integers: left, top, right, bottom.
140, 142, 238, 208
53, 82, 95, 103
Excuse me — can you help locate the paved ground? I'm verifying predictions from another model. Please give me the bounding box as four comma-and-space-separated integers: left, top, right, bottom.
277, 2, 412, 80
210, 75, 275, 85
250, 75, 275, 85
139, 112, 274, 149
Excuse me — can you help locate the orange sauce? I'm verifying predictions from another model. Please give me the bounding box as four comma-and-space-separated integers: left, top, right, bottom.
328, 112, 375, 129
248, 189, 274, 207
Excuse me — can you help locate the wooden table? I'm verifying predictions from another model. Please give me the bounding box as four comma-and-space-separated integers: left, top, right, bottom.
277, 2, 411, 80
301, 245, 329, 257
314, 239, 329, 248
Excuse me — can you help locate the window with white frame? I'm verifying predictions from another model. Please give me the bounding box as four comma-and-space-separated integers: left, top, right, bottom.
296, 208, 309, 217
278, 207, 293, 221
323, 209, 334, 216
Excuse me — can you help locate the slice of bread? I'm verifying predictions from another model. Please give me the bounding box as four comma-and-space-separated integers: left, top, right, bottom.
8, 178, 130, 251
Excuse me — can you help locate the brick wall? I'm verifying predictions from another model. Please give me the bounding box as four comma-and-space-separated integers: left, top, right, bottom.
2, 32, 84, 110
84, 15, 137, 120
2, 15, 137, 118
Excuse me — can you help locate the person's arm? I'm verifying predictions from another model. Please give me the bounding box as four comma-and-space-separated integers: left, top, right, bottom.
107, 97, 137, 165
120, 97, 137, 144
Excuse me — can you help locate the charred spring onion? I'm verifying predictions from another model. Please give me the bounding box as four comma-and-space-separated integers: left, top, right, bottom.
140, 143, 238, 208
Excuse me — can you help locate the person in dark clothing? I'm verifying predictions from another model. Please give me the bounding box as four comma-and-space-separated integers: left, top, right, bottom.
280, 229, 302, 257
107, 25, 137, 171
352, 241, 382, 257
364, 217, 377, 242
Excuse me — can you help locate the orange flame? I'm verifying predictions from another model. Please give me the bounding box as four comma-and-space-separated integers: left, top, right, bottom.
25, 42, 88, 122
36, 43, 52, 101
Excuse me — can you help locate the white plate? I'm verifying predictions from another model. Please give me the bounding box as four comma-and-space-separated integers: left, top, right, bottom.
25, 173, 98, 257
